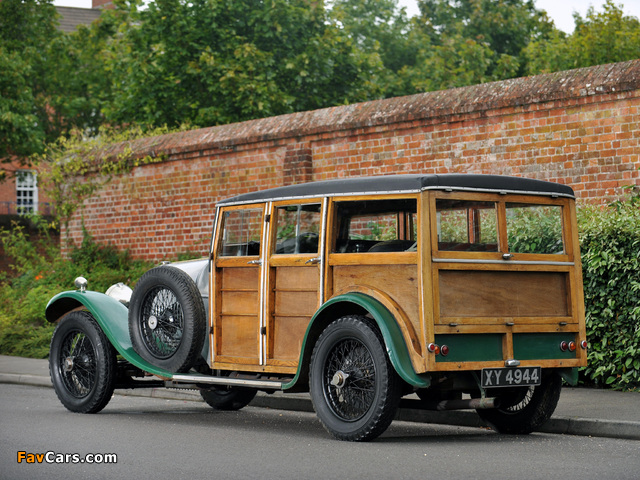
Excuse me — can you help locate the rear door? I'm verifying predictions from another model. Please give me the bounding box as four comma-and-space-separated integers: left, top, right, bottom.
264, 201, 324, 372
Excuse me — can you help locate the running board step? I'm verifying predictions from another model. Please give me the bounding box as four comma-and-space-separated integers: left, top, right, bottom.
169, 374, 285, 390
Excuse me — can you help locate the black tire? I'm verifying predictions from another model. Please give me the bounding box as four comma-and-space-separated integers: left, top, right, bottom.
128, 266, 206, 373
200, 387, 257, 411
476, 371, 562, 434
49, 311, 116, 413
309, 315, 402, 442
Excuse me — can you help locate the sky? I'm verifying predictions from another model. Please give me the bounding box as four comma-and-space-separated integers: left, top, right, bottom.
52, 0, 640, 34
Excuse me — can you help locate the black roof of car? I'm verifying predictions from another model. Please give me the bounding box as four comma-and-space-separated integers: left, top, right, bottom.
217, 174, 575, 205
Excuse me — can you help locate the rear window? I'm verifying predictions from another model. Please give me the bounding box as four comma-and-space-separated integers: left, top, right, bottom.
506, 204, 564, 254
436, 199, 498, 252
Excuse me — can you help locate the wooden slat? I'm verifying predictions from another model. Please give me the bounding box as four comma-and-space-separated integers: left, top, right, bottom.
439, 270, 569, 318
274, 266, 319, 290
218, 315, 259, 359
271, 316, 309, 361
220, 291, 259, 315
221, 267, 260, 290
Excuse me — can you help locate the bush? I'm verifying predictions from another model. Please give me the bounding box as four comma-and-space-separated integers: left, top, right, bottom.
0, 218, 153, 358
578, 190, 640, 390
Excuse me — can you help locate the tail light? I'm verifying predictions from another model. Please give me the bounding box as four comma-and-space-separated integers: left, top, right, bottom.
580, 340, 588, 350
427, 343, 440, 355
559, 341, 568, 352
568, 341, 576, 352
440, 345, 450, 356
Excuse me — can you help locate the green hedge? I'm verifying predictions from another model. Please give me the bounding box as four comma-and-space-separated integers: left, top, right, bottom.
578, 192, 640, 390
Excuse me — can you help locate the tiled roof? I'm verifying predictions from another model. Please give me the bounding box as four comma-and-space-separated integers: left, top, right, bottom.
55, 6, 101, 33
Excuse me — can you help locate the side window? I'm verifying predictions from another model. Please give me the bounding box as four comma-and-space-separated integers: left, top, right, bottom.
333, 199, 417, 253
274, 204, 321, 254
219, 208, 263, 256
506, 204, 564, 254
436, 199, 498, 252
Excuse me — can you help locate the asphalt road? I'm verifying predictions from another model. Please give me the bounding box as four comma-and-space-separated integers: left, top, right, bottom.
2, 384, 639, 480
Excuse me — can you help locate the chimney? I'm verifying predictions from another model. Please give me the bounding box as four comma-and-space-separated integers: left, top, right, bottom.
92, 0, 115, 9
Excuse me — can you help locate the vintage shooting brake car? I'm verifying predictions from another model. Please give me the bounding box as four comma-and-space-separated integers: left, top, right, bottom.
46, 174, 587, 441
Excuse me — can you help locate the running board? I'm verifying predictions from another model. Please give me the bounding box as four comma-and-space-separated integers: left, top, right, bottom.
169, 374, 285, 390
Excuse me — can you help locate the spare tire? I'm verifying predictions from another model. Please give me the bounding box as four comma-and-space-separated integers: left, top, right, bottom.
128, 266, 206, 373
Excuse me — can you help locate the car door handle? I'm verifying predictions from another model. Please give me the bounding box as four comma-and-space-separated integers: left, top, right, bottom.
305, 257, 321, 265
247, 259, 262, 265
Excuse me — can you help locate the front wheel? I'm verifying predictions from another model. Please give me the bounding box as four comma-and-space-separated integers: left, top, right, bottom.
476, 371, 562, 434
309, 315, 402, 442
49, 311, 116, 413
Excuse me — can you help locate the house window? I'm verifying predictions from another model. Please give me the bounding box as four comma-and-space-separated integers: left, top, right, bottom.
16, 171, 38, 214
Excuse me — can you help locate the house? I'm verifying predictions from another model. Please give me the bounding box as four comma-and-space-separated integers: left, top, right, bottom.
0, 1, 108, 271
0, 1, 106, 218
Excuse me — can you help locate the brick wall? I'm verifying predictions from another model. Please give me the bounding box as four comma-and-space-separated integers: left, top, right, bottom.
65, 61, 640, 261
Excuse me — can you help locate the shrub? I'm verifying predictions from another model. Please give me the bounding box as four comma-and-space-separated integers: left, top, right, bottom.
0, 218, 153, 358
578, 190, 640, 390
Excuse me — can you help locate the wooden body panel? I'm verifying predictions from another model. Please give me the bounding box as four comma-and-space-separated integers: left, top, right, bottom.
424, 190, 587, 371
267, 265, 320, 365
215, 266, 261, 364
331, 263, 424, 369
438, 270, 569, 318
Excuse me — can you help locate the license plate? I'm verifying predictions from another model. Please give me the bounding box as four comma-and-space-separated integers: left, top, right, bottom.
481, 367, 541, 388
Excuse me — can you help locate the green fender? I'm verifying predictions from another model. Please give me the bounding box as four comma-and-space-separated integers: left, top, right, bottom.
283, 292, 430, 390
46, 290, 174, 379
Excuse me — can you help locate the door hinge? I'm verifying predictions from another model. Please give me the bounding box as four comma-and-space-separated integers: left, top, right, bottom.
264, 214, 271, 223
260, 326, 267, 335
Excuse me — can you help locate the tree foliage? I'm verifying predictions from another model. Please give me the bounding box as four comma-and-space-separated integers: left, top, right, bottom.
97, 0, 383, 128
2, 0, 640, 162
525, 0, 640, 74
0, 0, 61, 161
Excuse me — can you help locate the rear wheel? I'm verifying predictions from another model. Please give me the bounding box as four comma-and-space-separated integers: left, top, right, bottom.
477, 371, 562, 434
128, 266, 206, 373
49, 311, 116, 413
200, 387, 257, 411
309, 315, 402, 442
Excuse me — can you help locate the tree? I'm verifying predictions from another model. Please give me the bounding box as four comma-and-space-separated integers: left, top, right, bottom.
0, 0, 110, 174
525, 0, 640, 74
329, 0, 416, 96
0, 0, 62, 162
94, 0, 384, 129
391, 0, 556, 94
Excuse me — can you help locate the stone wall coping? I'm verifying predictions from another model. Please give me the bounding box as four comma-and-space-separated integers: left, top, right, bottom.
124, 60, 640, 158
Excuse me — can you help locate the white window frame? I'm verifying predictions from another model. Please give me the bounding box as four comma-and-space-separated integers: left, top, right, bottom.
16, 170, 38, 214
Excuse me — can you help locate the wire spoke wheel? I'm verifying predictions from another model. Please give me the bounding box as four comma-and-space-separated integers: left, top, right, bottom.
477, 372, 562, 434
140, 286, 185, 359
58, 330, 97, 398
310, 315, 401, 442
323, 338, 376, 421
49, 311, 116, 413
128, 266, 206, 373
200, 386, 257, 411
